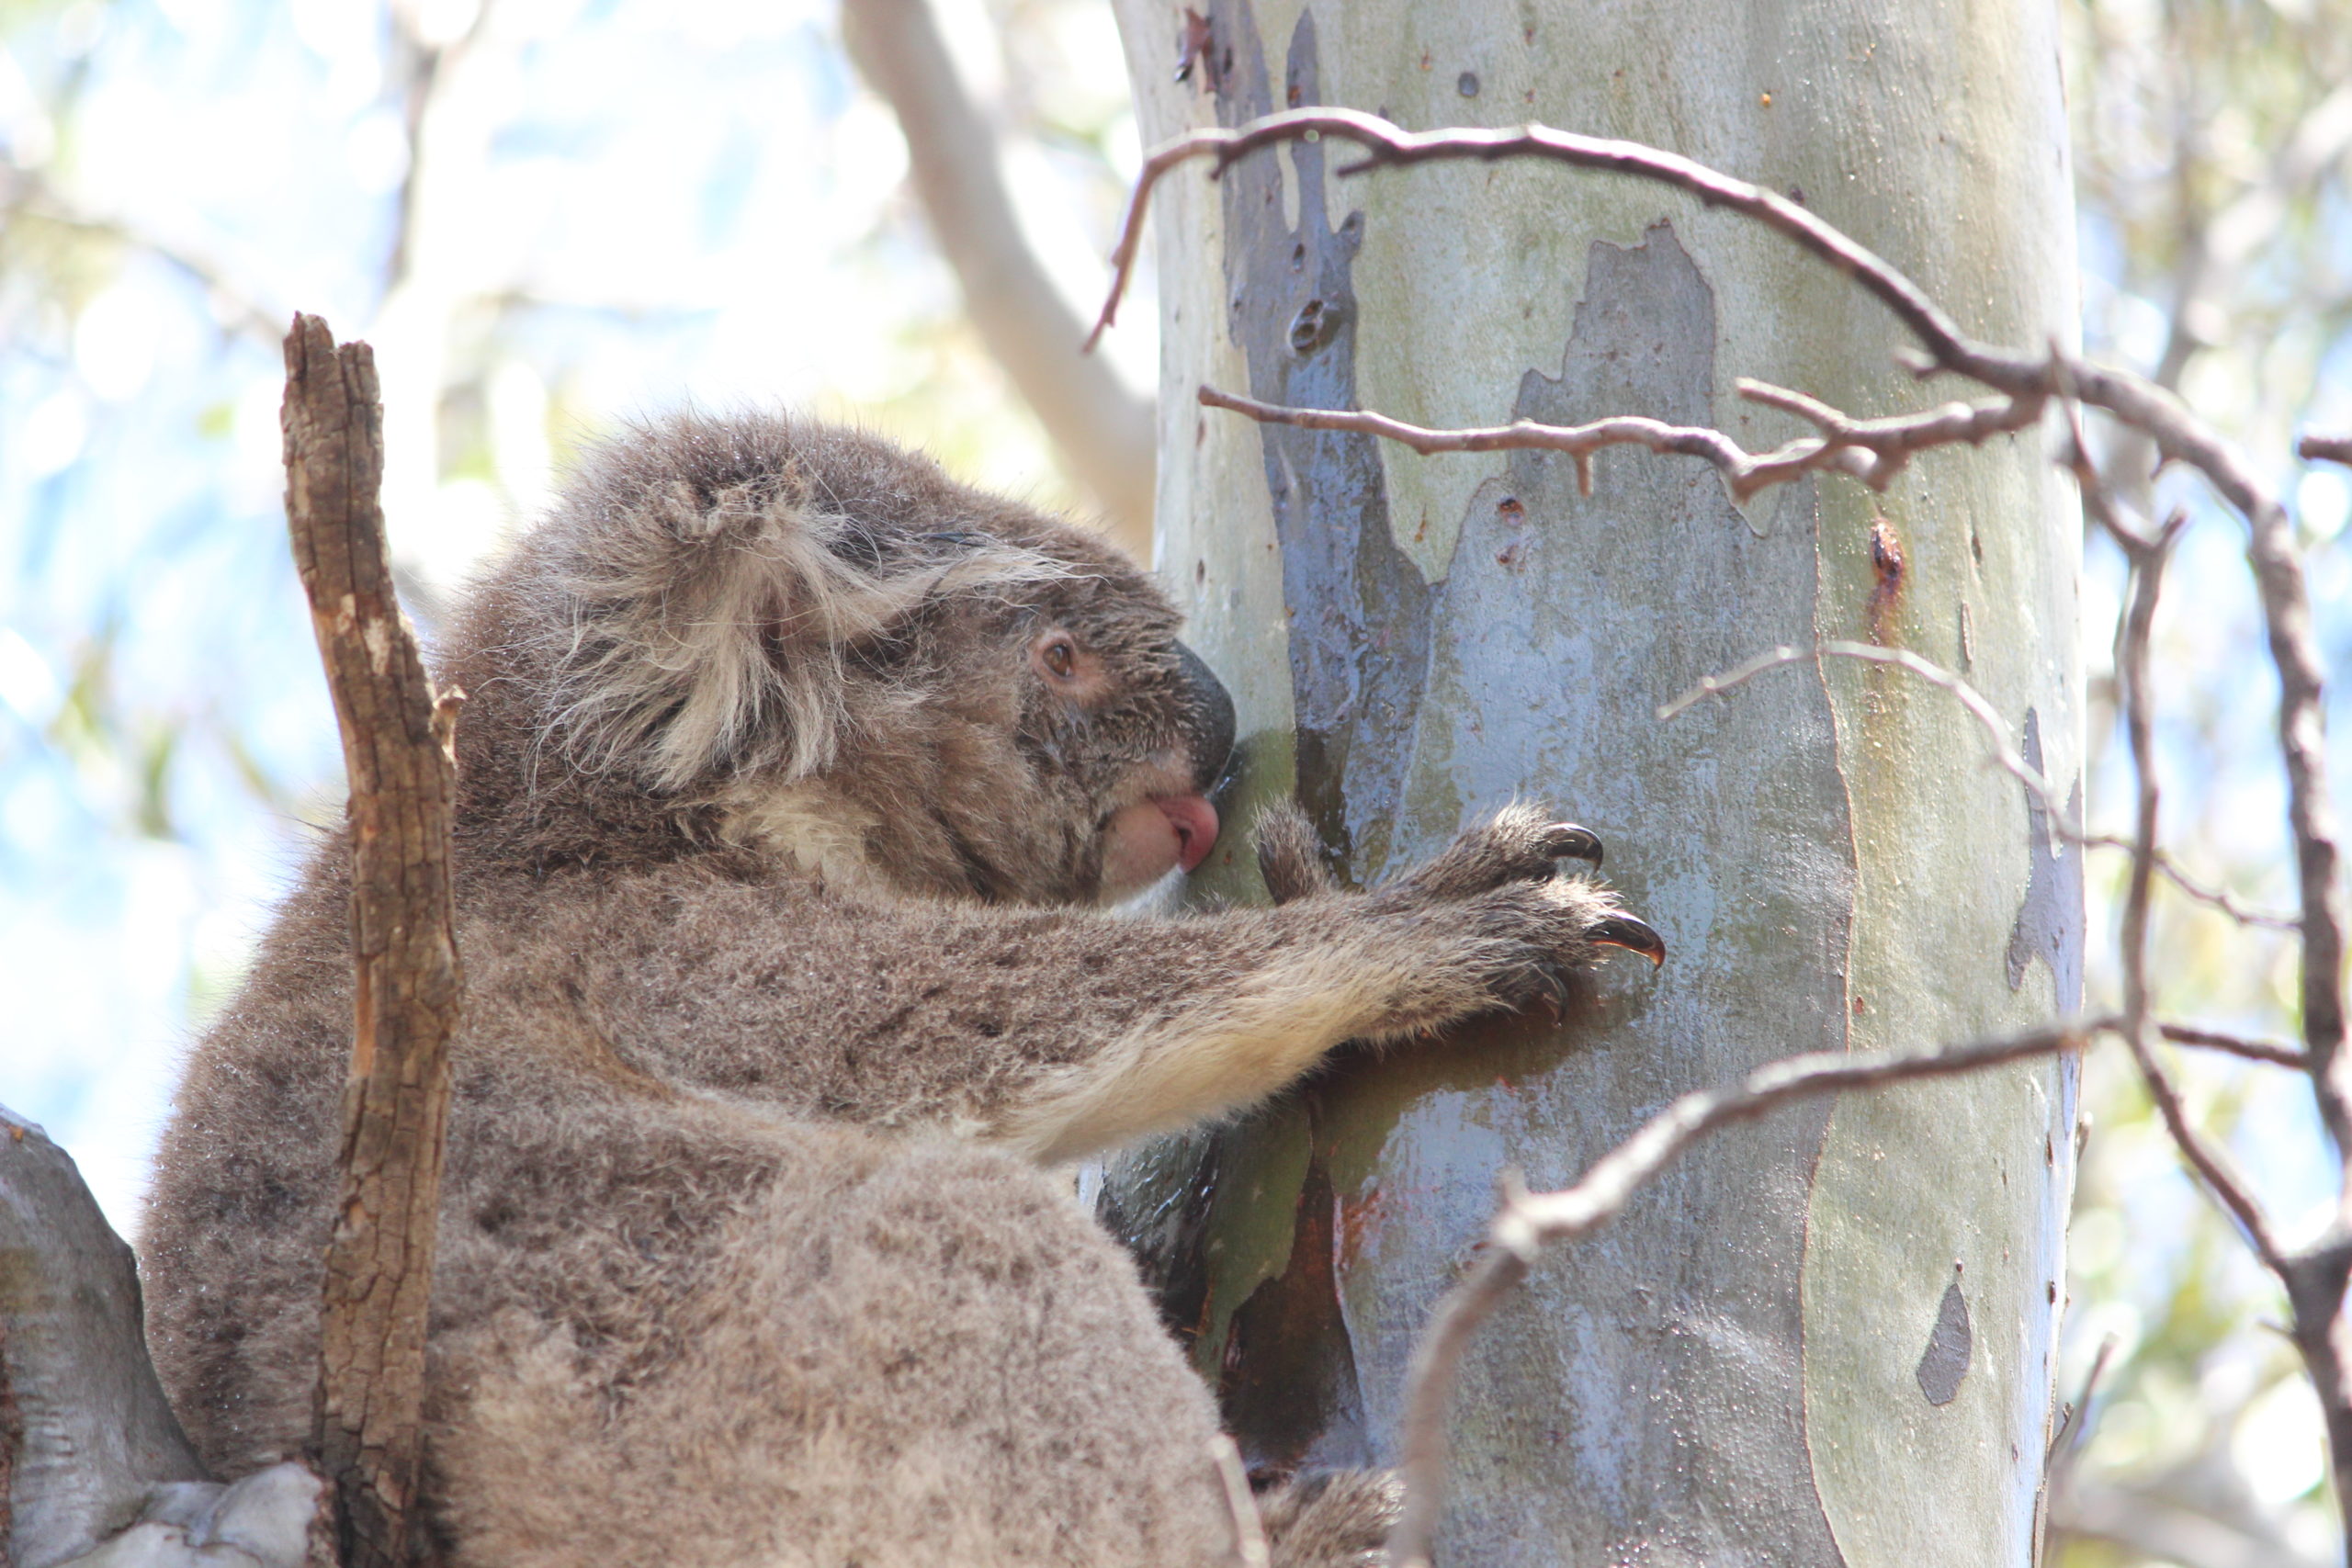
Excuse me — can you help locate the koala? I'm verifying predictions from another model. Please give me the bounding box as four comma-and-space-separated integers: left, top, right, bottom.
141, 412, 1663, 1568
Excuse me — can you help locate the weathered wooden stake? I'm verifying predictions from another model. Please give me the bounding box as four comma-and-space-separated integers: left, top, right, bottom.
283, 313, 464, 1568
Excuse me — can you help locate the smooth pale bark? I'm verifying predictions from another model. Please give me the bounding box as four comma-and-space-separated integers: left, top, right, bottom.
1100, 2, 2081, 1563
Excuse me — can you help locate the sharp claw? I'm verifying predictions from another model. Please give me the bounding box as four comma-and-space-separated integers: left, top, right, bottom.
1589, 915, 1667, 967
1540, 823, 1604, 869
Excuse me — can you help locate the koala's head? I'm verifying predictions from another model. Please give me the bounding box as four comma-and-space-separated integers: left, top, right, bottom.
443, 412, 1233, 907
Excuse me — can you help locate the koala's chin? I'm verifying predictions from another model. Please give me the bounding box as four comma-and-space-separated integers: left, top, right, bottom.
141, 410, 1659, 1568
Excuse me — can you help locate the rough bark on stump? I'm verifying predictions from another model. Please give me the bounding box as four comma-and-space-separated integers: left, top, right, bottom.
1, 1108, 206, 1566
282, 314, 464, 1568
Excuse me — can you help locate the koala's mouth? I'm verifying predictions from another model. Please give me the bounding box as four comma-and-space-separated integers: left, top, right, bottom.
1098, 794, 1220, 899
1156, 795, 1219, 874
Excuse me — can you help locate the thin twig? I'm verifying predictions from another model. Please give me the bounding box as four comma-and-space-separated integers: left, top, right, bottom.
2080, 836, 2301, 931
2299, 434, 2352, 468
2105, 513, 2287, 1273
1206, 1436, 1269, 1568
2047, 1334, 2119, 1467
2057, 383, 2160, 555
1661, 641, 2302, 931
2157, 1022, 2312, 1071
1090, 108, 2000, 378
2125, 1034, 2285, 1271
1658, 642, 2071, 847
2071, 377, 2349, 1156
1108, 99, 2352, 1555
1386, 1021, 2095, 1568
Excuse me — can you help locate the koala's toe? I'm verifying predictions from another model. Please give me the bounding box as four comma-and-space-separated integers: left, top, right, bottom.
1259, 1468, 1405, 1568
1254, 800, 1340, 905
1400, 804, 1606, 901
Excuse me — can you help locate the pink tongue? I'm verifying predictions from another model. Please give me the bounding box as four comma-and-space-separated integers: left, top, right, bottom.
1157, 795, 1220, 873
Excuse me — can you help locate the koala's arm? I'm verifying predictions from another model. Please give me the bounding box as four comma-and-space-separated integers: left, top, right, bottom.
552, 806, 1658, 1165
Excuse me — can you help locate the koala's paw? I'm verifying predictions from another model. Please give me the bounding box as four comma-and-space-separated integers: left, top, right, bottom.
1396, 803, 1606, 902
1254, 801, 1341, 905
1378, 806, 1665, 1013
1259, 1469, 1405, 1568
1464, 875, 1666, 1016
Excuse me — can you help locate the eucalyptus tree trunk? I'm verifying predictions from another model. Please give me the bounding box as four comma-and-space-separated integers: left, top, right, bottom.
1098, 3, 2083, 1562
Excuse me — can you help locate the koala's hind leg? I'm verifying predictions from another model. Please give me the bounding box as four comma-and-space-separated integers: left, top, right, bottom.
432, 1125, 1244, 1568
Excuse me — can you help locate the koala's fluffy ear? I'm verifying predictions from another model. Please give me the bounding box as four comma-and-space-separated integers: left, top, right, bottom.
540, 418, 1069, 794
1253, 801, 1341, 905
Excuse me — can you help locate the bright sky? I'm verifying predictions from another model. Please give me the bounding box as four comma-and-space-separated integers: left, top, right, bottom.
0, 0, 1151, 1231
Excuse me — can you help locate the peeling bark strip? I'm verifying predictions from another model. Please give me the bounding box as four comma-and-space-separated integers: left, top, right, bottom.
282, 313, 465, 1568
1211, 0, 1433, 881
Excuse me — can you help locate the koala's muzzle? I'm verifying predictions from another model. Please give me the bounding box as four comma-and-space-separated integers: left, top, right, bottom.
1176, 641, 1237, 795
1096, 642, 1232, 892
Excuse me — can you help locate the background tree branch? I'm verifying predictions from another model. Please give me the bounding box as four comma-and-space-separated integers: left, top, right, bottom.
842, 0, 1156, 554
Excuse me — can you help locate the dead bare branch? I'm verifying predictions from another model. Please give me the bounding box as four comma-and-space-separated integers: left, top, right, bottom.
2299, 433, 2352, 468
1197, 381, 2041, 502
2064, 379, 2348, 1145
1662, 637, 2295, 932
2126, 1033, 2286, 1272
843, 0, 1156, 550
2103, 513, 2290, 1269
1091, 108, 1998, 378
284, 313, 465, 1568
1102, 101, 2352, 1557
1385, 1021, 2095, 1568
2047, 1335, 2118, 1468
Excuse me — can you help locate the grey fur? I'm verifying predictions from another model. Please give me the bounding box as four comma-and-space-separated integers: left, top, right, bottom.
143, 412, 1653, 1566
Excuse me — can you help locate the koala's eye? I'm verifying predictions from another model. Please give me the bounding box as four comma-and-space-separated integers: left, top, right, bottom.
1028, 628, 1103, 699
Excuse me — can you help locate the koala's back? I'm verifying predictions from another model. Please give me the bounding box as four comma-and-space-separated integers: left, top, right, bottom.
146, 860, 1243, 1568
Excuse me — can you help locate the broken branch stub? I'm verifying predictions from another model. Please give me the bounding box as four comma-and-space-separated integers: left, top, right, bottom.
281, 313, 464, 1568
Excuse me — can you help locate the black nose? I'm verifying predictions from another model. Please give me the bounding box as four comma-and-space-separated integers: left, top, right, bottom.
1175, 641, 1237, 794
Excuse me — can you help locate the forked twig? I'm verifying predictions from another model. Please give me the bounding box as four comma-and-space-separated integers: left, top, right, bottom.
1197, 382, 2041, 502
1659, 641, 2072, 845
